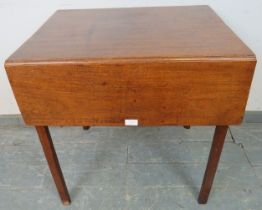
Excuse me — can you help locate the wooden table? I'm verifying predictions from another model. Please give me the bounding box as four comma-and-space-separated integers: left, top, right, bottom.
5, 6, 256, 205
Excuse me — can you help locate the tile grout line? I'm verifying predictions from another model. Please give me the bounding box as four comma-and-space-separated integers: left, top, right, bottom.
226, 127, 262, 189
229, 127, 262, 186
229, 127, 253, 167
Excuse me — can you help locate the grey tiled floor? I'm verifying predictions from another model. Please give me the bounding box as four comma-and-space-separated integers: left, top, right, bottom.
0, 124, 262, 209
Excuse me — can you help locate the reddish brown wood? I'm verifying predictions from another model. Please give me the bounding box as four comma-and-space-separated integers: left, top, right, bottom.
198, 125, 228, 204
35, 126, 71, 205
5, 61, 255, 126
5, 6, 255, 62
5, 6, 256, 126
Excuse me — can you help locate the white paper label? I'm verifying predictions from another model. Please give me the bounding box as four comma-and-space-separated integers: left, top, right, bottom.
125, 119, 138, 126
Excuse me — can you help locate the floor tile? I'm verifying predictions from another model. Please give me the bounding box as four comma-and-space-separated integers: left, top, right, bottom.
0, 144, 44, 163
128, 142, 247, 164
55, 142, 127, 165
43, 162, 126, 189
127, 163, 259, 190
0, 162, 45, 189
0, 126, 38, 146
254, 166, 262, 179
81, 187, 126, 210
0, 142, 127, 165
50, 126, 129, 145
127, 126, 232, 143
243, 142, 262, 166
0, 188, 84, 210
230, 126, 260, 144
126, 187, 262, 210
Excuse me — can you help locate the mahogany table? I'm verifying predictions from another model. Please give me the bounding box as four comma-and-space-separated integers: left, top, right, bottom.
5, 6, 256, 205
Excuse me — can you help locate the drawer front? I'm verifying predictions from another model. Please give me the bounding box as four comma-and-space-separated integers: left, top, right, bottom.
6, 60, 256, 126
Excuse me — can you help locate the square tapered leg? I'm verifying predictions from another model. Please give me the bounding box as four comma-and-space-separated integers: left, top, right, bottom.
35, 126, 71, 205
198, 125, 228, 204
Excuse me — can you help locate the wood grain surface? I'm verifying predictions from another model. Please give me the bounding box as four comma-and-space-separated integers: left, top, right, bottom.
198, 125, 228, 204
5, 6, 256, 126
6, 60, 255, 125
6, 6, 254, 63
35, 126, 71, 204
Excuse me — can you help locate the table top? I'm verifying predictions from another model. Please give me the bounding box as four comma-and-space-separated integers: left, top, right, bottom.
6, 5, 255, 65
5, 5, 256, 126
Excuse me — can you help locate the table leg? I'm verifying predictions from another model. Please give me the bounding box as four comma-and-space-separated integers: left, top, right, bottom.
198, 125, 228, 204
35, 126, 71, 205
83, 126, 90, 130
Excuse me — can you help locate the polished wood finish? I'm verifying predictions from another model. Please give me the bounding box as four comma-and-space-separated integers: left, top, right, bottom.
198, 125, 228, 204
35, 126, 71, 205
5, 6, 254, 62
5, 6, 256, 126
5, 6, 256, 205
5, 61, 255, 126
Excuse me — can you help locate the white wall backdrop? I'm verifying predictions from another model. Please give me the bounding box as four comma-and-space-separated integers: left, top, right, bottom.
0, 0, 261, 114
